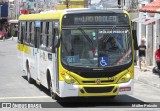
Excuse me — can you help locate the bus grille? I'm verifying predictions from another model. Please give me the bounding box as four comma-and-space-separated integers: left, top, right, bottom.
84, 86, 114, 93
74, 71, 122, 78
82, 80, 114, 83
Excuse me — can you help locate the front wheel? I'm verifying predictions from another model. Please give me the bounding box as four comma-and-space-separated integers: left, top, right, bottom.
49, 81, 61, 101
108, 96, 116, 99
26, 65, 34, 84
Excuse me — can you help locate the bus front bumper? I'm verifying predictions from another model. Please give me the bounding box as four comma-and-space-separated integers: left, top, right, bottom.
58, 79, 134, 98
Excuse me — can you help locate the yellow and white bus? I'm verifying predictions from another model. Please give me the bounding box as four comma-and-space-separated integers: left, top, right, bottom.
18, 8, 137, 100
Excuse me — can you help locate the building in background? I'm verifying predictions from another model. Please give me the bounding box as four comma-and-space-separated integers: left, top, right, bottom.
132, 0, 160, 66
0, 0, 8, 30
90, 0, 135, 10
54, 0, 91, 10
8, 0, 91, 18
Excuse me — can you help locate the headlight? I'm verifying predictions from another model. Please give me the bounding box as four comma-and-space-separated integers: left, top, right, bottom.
118, 73, 131, 83
61, 71, 78, 84
126, 73, 131, 78
65, 75, 70, 80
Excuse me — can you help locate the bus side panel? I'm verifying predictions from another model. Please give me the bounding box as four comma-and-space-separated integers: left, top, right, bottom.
23, 45, 39, 80
52, 48, 59, 93
17, 22, 24, 72
38, 49, 53, 88
28, 46, 37, 80
23, 45, 31, 73
17, 43, 24, 71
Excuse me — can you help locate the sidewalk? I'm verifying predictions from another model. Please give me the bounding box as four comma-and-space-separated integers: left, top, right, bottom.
134, 65, 160, 89
0, 37, 17, 41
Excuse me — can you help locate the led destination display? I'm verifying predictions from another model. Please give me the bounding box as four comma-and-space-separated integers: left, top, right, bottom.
62, 13, 129, 26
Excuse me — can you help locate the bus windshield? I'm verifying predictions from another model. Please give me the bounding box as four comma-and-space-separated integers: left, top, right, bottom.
61, 28, 132, 68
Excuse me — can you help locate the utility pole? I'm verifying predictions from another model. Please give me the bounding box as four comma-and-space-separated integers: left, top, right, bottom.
46, 0, 50, 11
44, 0, 46, 11
18, 0, 20, 17
15, 0, 18, 19
0, 5, 2, 18
46, 0, 49, 11
35, 0, 39, 13
50, 0, 54, 10
66, 0, 69, 9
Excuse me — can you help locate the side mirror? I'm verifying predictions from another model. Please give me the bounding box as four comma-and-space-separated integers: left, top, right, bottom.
54, 35, 60, 48
132, 30, 138, 50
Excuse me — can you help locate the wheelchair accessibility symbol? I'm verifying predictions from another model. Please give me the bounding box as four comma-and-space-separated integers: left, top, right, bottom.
100, 57, 108, 66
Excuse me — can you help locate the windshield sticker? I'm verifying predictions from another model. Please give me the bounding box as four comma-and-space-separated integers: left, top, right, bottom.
99, 30, 128, 34
65, 56, 79, 64
99, 56, 108, 67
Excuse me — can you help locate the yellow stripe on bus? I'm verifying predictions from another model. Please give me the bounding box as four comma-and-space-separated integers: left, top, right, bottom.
17, 43, 23, 52
23, 45, 31, 54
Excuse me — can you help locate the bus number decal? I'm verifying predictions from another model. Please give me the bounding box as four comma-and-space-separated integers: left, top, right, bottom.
65, 56, 79, 64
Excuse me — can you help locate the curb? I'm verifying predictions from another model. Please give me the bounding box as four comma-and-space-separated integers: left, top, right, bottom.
134, 66, 160, 89
135, 75, 160, 89
134, 65, 153, 72
0, 37, 17, 41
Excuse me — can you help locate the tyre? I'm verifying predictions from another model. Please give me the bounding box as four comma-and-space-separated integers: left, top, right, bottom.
49, 80, 61, 101
152, 67, 158, 73
26, 64, 34, 84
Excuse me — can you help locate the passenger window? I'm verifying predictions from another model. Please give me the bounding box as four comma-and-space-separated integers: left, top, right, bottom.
54, 29, 59, 47
27, 22, 30, 43
40, 22, 43, 46
35, 20, 40, 48
27, 22, 31, 45
23, 22, 27, 43
25, 22, 30, 44
21, 22, 25, 43
46, 22, 49, 46
35, 27, 40, 48
30, 22, 35, 46
47, 22, 53, 51
18, 22, 21, 42
40, 22, 47, 48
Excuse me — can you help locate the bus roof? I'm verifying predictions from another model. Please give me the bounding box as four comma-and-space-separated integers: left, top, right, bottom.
18, 8, 125, 21
65, 8, 124, 13
19, 10, 63, 20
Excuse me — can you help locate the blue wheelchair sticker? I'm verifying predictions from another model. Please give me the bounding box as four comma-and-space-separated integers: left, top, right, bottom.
99, 56, 108, 67
65, 56, 79, 64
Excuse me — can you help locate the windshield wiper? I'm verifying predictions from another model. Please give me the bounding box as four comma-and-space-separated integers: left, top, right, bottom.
103, 25, 117, 43
61, 39, 70, 55
77, 27, 94, 50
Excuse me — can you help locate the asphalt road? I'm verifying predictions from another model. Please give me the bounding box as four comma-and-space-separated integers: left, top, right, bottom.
0, 38, 160, 111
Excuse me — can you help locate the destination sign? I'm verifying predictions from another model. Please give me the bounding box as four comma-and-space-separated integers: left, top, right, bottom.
62, 13, 129, 26
74, 16, 117, 25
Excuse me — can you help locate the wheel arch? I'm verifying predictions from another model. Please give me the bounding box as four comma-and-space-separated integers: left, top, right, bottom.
26, 59, 29, 71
